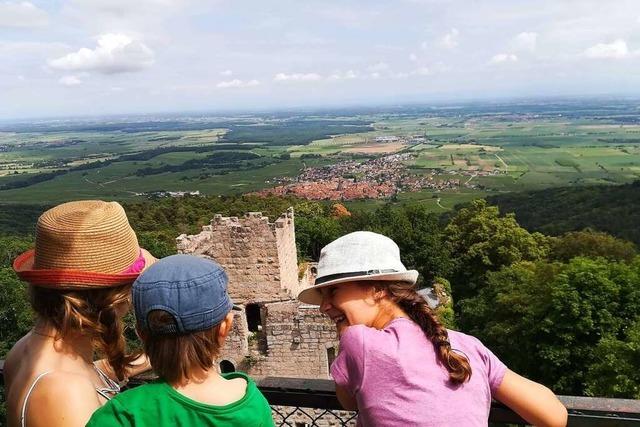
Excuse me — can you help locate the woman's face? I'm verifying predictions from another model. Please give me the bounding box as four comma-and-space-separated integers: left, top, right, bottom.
319, 282, 381, 334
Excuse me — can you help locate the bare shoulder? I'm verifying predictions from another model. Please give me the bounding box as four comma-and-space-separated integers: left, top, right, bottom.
3, 334, 29, 378
228, 376, 248, 392
27, 371, 102, 427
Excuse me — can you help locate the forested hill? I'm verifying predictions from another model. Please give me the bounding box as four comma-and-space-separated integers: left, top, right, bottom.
2, 195, 640, 401
488, 181, 640, 245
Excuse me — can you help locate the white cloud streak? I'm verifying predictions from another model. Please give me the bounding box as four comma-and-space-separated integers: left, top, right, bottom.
216, 79, 260, 88
328, 70, 357, 81
274, 72, 322, 82
490, 53, 518, 64
49, 33, 155, 74
584, 39, 630, 59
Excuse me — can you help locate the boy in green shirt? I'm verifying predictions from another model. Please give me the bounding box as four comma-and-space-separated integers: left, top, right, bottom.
87, 255, 275, 427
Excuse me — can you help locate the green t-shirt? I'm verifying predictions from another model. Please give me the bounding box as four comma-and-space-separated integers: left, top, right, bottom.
86, 372, 275, 427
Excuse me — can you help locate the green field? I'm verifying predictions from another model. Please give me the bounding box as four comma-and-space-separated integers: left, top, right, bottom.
2, 101, 640, 206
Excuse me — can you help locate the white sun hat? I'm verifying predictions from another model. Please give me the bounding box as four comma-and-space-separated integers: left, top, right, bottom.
297, 231, 419, 305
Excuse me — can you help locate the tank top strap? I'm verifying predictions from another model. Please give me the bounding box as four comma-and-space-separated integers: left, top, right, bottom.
93, 362, 121, 400
20, 371, 53, 427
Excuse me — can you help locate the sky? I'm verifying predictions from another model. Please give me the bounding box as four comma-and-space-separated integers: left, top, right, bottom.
1, 0, 640, 119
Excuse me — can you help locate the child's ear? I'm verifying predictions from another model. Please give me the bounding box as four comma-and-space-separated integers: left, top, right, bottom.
372, 285, 387, 302
217, 312, 235, 346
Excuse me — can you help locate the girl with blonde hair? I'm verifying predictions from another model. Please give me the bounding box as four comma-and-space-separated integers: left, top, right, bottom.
4, 200, 156, 427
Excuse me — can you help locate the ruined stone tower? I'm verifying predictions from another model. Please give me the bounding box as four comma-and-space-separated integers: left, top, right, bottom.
175, 208, 338, 379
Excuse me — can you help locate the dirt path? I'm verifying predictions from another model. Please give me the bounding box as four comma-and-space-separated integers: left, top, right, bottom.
494, 153, 508, 171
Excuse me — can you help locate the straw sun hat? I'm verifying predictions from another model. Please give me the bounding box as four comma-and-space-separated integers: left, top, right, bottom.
297, 231, 418, 305
13, 200, 156, 289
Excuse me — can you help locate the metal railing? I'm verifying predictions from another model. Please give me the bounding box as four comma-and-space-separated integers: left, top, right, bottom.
255, 377, 640, 427
3, 361, 640, 426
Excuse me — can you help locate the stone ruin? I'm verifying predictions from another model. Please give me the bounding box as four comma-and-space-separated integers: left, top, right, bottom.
176, 208, 340, 379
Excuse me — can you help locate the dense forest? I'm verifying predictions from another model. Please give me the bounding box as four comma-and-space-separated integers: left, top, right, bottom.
488, 180, 640, 245
1, 184, 639, 419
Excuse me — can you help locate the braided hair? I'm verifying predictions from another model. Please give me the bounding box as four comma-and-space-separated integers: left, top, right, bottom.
378, 281, 472, 384
29, 284, 136, 381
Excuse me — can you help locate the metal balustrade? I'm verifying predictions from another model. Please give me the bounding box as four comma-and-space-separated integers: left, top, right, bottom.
2, 361, 640, 426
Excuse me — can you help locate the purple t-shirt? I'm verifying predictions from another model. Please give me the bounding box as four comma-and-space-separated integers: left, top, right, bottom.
330, 317, 507, 427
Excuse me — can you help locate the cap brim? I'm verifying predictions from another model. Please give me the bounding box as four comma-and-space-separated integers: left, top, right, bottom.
296, 270, 419, 305
14, 247, 157, 289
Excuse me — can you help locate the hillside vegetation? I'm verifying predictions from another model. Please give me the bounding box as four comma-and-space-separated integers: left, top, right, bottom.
488, 180, 640, 245
1, 191, 639, 403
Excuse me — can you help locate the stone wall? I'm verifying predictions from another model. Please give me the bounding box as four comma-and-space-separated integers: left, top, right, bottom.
217, 310, 249, 370
176, 211, 294, 304
177, 208, 338, 382
273, 208, 303, 297
247, 302, 339, 378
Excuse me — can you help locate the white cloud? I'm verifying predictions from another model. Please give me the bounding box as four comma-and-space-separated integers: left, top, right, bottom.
409, 53, 418, 62
0, 1, 48, 28
49, 33, 155, 74
438, 28, 459, 49
59, 75, 83, 86
216, 79, 260, 88
584, 39, 630, 59
220, 69, 233, 76
369, 72, 380, 79
328, 70, 358, 81
490, 53, 518, 64
512, 32, 538, 52
274, 72, 322, 82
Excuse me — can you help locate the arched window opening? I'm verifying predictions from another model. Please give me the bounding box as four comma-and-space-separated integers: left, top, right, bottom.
220, 360, 236, 373
246, 303, 262, 332
326, 347, 336, 372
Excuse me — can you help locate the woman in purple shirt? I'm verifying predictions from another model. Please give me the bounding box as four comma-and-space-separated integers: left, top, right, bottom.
298, 231, 567, 427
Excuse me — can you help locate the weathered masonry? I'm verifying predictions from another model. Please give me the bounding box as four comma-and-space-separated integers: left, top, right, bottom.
176, 208, 339, 379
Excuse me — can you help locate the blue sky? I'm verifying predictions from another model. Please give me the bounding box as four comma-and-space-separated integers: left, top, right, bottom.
1, 0, 640, 119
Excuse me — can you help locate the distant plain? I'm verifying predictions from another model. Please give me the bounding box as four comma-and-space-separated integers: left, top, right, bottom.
2, 99, 640, 210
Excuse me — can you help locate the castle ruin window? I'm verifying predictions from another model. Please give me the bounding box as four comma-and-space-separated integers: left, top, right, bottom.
246, 303, 262, 332
220, 360, 235, 373
326, 347, 336, 372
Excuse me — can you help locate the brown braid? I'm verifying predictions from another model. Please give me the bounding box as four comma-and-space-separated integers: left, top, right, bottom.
29, 284, 137, 381
377, 282, 472, 384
